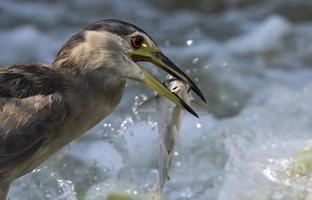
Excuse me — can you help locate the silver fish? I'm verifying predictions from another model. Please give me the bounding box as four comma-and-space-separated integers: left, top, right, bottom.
137, 79, 206, 197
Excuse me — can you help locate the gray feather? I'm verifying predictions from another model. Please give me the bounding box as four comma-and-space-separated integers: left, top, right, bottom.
0, 94, 67, 173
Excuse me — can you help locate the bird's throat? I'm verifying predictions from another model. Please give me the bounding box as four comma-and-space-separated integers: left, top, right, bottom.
63, 70, 126, 137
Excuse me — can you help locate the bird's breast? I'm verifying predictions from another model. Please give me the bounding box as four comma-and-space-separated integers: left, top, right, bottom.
53, 78, 126, 148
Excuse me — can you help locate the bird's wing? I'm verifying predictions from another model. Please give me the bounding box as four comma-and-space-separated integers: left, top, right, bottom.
0, 63, 65, 98
0, 64, 68, 172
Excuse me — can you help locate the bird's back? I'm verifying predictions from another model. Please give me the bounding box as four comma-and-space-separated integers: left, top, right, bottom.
0, 64, 66, 98
0, 64, 68, 184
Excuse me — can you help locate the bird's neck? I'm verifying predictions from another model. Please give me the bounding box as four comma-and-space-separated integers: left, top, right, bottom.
51, 58, 126, 129
51, 40, 127, 126
67, 68, 125, 114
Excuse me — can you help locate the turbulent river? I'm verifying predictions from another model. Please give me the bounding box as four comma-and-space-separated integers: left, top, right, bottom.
1, 0, 312, 199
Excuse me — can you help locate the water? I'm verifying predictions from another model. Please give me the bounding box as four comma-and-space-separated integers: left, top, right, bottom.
1, 0, 312, 199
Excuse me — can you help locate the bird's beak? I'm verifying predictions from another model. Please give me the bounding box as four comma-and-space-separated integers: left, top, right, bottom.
130, 47, 206, 103
131, 64, 199, 118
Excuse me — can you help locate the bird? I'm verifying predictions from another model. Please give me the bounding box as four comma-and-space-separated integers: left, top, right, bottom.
0, 19, 205, 199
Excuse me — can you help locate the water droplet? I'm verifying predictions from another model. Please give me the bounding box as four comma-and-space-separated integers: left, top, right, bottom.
56, 179, 76, 198
192, 58, 199, 64
196, 123, 202, 128
186, 40, 193, 46
31, 167, 41, 173
141, 94, 148, 101
181, 187, 193, 198
204, 65, 211, 69
220, 95, 227, 101
233, 101, 239, 107
222, 62, 231, 71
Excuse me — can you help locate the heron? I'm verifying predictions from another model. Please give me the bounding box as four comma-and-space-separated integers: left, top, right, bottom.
0, 19, 205, 199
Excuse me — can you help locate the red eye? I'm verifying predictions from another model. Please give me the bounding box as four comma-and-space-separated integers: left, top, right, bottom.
131, 35, 144, 49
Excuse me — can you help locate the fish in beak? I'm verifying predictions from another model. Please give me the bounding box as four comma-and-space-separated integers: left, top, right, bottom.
123, 58, 199, 118
135, 64, 199, 118
125, 35, 205, 118
130, 46, 206, 103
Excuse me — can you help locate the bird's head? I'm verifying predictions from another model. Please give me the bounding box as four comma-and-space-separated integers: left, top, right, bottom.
54, 19, 205, 117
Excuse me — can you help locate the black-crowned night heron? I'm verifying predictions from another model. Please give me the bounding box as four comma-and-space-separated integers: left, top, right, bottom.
0, 19, 205, 199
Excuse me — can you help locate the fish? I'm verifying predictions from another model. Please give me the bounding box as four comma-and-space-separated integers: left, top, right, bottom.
137, 78, 206, 197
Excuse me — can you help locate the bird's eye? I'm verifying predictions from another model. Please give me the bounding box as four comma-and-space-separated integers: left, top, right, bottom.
131, 35, 144, 49
172, 86, 179, 91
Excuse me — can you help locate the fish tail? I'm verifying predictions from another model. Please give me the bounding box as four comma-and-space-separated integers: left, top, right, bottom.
158, 144, 169, 192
